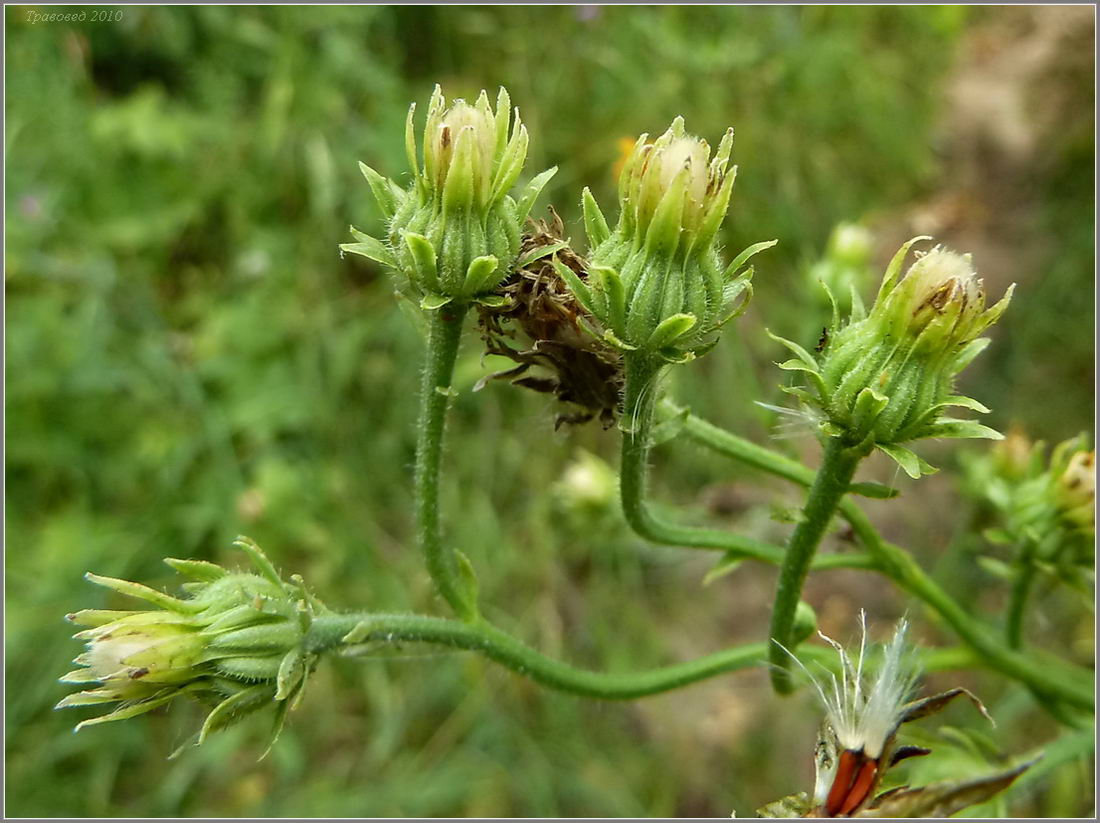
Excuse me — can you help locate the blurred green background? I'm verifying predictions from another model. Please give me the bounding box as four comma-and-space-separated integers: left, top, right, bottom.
6, 5, 1094, 817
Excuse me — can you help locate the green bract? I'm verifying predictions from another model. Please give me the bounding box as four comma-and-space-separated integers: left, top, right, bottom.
58, 537, 324, 751
562, 117, 775, 363
772, 238, 1014, 477
341, 85, 556, 308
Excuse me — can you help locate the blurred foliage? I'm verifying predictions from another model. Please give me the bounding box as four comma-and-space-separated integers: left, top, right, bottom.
5, 5, 1092, 817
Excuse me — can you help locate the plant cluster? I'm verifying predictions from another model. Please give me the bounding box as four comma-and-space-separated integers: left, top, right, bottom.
59, 85, 1094, 817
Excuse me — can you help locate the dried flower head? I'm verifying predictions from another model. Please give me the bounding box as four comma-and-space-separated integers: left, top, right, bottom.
767, 613, 1008, 819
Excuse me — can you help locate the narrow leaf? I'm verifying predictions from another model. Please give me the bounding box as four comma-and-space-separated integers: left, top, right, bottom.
517, 241, 567, 268
924, 418, 1004, 441
552, 257, 596, 314
404, 231, 440, 292
722, 239, 778, 281
646, 313, 697, 351
516, 166, 557, 222
581, 186, 611, 249
848, 481, 899, 499
877, 443, 938, 479
358, 161, 399, 220
463, 255, 500, 296
163, 558, 228, 583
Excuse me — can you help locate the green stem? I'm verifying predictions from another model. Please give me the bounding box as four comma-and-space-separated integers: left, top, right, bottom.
620, 358, 874, 571
674, 403, 1094, 711
768, 437, 864, 694
415, 306, 469, 616
306, 612, 965, 700
1005, 542, 1037, 649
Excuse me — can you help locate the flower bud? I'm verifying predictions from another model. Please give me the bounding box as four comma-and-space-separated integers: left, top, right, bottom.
341, 85, 557, 308
1055, 449, 1095, 533
58, 537, 323, 748
805, 223, 874, 313
771, 238, 1014, 477
562, 117, 775, 363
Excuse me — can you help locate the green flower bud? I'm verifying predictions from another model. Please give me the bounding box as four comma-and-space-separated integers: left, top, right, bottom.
771, 238, 1014, 477
563, 117, 775, 363
1054, 448, 1094, 534
806, 223, 874, 313
341, 85, 557, 308
58, 537, 323, 750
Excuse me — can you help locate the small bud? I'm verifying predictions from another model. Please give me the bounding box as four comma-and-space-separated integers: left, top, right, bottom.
573, 118, 774, 363
806, 222, 874, 313
1055, 449, 1095, 533
342, 86, 556, 305
771, 239, 1013, 476
58, 538, 323, 748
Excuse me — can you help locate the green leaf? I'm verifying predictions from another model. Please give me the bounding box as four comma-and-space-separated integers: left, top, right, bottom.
848, 481, 899, 499
924, 418, 1004, 441
473, 294, 509, 308
340, 227, 396, 269
358, 161, 399, 220
552, 257, 596, 315
875, 235, 932, 303
453, 549, 480, 622
877, 443, 938, 479
941, 395, 992, 414
703, 554, 744, 587
404, 103, 419, 182
163, 558, 228, 582
233, 535, 286, 590
649, 404, 689, 447
420, 293, 453, 311
592, 265, 626, 334
74, 688, 189, 731
647, 313, 697, 351
463, 255, 501, 296
721, 238, 778, 281
851, 386, 889, 434
198, 684, 273, 744
404, 232, 440, 292
581, 186, 611, 249
517, 241, 567, 268
717, 276, 754, 327
776, 358, 828, 397
765, 328, 818, 368
516, 166, 557, 222
976, 555, 1015, 580
601, 327, 638, 351
275, 648, 306, 701
84, 573, 200, 613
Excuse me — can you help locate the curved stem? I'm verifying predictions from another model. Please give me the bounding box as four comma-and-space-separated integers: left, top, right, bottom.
415, 306, 470, 616
306, 612, 966, 701
768, 437, 863, 694
674, 403, 1094, 711
620, 358, 874, 571
1005, 542, 1037, 649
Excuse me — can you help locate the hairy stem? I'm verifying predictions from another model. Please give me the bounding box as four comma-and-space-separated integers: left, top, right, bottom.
1005, 542, 1037, 649
306, 612, 967, 700
415, 306, 470, 616
768, 437, 864, 694
619, 358, 874, 570
673, 402, 1094, 711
